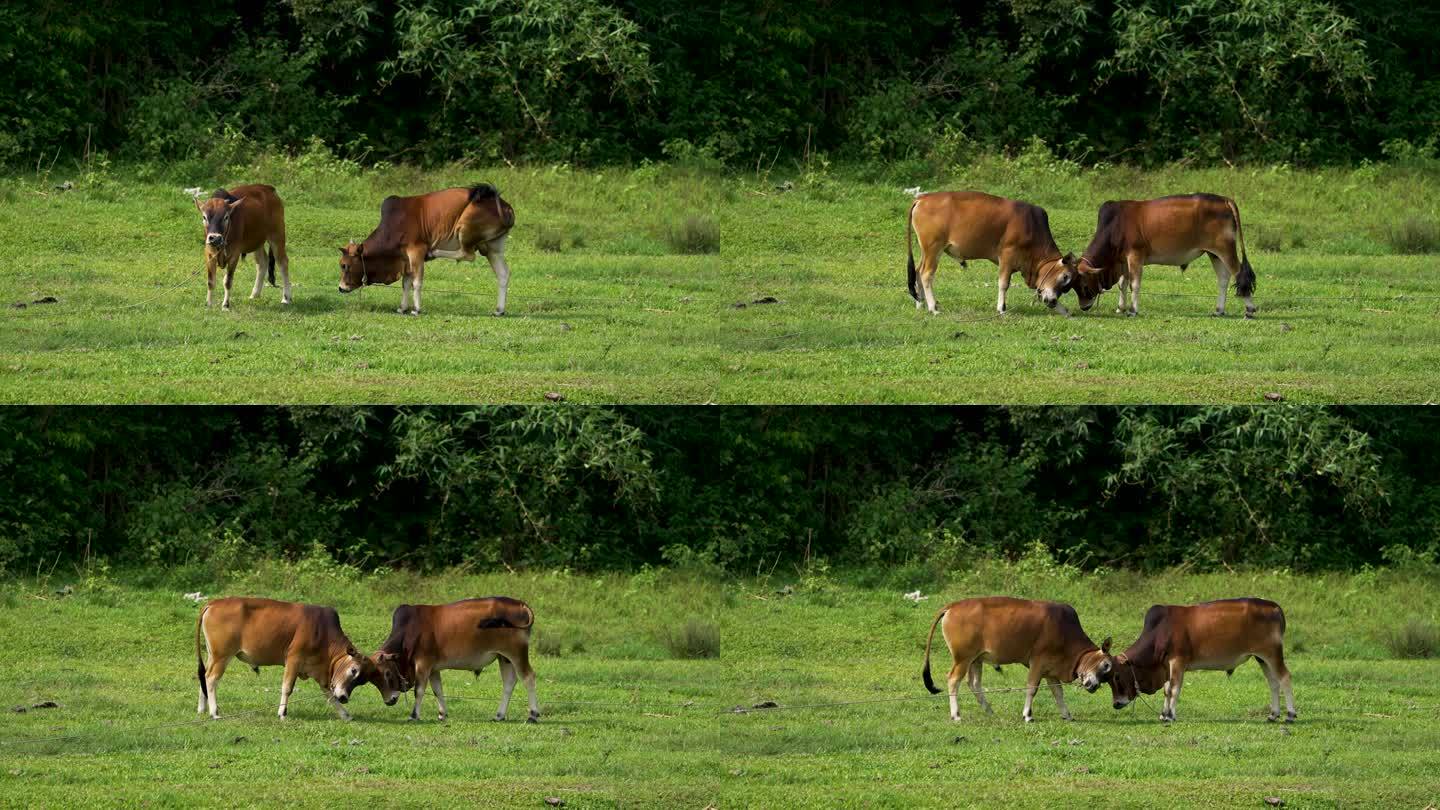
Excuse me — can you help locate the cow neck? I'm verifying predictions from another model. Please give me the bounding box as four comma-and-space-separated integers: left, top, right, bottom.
1066, 639, 1100, 682
1026, 252, 1063, 290
327, 649, 353, 685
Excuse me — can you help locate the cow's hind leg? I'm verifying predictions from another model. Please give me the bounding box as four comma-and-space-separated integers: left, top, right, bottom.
496, 657, 518, 721
1268, 650, 1296, 722
1208, 252, 1231, 316
1048, 678, 1072, 721
250, 250, 268, 300
514, 647, 540, 723
966, 660, 993, 714
1125, 255, 1143, 316
945, 660, 964, 721
428, 672, 447, 721
273, 234, 292, 305
1257, 657, 1283, 721
1162, 660, 1184, 722
485, 235, 510, 316
919, 239, 943, 314
203, 651, 230, 719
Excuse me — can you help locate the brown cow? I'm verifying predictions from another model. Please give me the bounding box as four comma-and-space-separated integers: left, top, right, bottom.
194, 185, 291, 310
1108, 598, 1295, 723
906, 191, 1082, 316
1073, 193, 1256, 318
194, 597, 374, 720
337, 184, 515, 316
922, 596, 1113, 722
369, 597, 540, 723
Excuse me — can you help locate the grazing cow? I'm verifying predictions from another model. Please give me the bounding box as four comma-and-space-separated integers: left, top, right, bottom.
1073, 193, 1256, 318
905, 191, 1082, 315
194, 597, 373, 720
194, 185, 291, 309
337, 184, 515, 316
921, 596, 1114, 722
1108, 598, 1294, 723
369, 597, 540, 723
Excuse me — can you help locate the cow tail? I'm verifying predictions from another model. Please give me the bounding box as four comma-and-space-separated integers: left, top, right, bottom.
1228, 198, 1255, 297
922, 608, 947, 694
266, 245, 276, 287
195, 606, 208, 701
906, 201, 920, 303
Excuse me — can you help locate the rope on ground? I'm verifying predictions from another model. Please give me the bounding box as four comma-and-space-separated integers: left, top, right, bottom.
0, 692, 322, 748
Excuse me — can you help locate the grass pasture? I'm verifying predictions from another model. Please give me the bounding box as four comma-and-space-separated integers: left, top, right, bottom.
2, 159, 1440, 403
3, 564, 1438, 807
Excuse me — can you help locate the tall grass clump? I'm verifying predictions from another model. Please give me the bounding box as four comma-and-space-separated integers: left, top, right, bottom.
1382, 216, 1440, 254
665, 616, 720, 659
664, 215, 720, 255
1386, 617, 1440, 659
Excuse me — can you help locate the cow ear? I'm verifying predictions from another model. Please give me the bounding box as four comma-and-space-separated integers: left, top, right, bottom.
1101, 636, 1113, 654
1063, 252, 1078, 268
227, 196, 245, 209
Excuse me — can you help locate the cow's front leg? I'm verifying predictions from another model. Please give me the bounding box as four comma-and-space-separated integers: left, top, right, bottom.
496, 658, 517, 721
278, 660, 298, 719
405, 247, 427, 315
1162, 660, 1184, 722
1022, 670, 1043, 723
1126, 256, 1143, 316
397, 275, 412, 315
250, 252, 268, 300
1048, 679, 1072, 721
486, 236, 510, 316
429, 672, 448, 721
221, 256, 240, 311
205, 257, 217, 308
410, 665, 429, 720
996, 267, 1013, 314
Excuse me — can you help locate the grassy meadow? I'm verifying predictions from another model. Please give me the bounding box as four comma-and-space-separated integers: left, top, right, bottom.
2, 157, 1439, 403
2, 560, 1438, 807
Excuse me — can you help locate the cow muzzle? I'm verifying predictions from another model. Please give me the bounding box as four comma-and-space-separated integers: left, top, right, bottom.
1113, 697, 1131, 710
206, 233, 224, 247
384, 696, 398, 706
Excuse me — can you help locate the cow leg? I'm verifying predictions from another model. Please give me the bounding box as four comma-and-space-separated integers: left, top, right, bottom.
496, 657, 518, 721
919, 243, 942, 314
410, 664, 430, 720
1162, 661, 1184, 722
250, 250, 268, 300
204, 653, 230, 719
428, 672, 447, 721
205, 257, 217, 309
945, 662, 964, 721
1257, 658, 1282, 721
274, 237, 293, 305
1022, 669, 1043, 723
221, 255, 240, 311
1269, 651, 1296, 722
406, 247, 427, 316
967, 661, 993, 715
397, 275, 413, 315
1209, 252, 1231, 316
1048, 678, 1073, 721
995, 266, 1013, 315
486, 235, 511, 316
278, 660, 298, 719
1114, 273, 1129, 314
1125, 255, 1143, 316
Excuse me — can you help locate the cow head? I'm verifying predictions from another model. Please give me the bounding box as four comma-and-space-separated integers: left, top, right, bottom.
1072, 256, 1122, 312
365, 651, 412, 706
1075, 636, 1115, 693
1036, 253, 1082, 310
328, 651, 368, 704
196, 192, 244, 248
337, 241, 365, 293
1107, 651, 1164, 709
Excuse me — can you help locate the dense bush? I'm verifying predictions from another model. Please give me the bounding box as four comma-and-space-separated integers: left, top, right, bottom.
3, 0, 1438, 167
2, 407, 1438, 577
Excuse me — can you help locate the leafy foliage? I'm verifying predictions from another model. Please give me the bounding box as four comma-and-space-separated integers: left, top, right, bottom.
1, 407, 1437, 576
3, 0, 1438, 165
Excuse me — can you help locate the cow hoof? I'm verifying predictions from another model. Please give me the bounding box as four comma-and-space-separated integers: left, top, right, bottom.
222, 304, 232, 312
526, 713, 539, 724
1267, 713, 1279, 723
1245, 307, 1257, 320
437, 714, 446, 722
493, 713, 506, 722
494, 309, 505, 317
1024, 715, 1034, 724
1062, 714, 1074, 722
1212, 309, 1225, 317
1285, 712, 1296, 723
282, 298, 292, 306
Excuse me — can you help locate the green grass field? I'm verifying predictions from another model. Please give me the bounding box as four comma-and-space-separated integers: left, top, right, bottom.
3, 158, 1439, 403
3, 562, 1437, 807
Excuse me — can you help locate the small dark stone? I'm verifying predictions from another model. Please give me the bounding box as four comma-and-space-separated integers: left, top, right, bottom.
1263, 798, 1284, 807
32, 296, 58, 305
544, 798, 565, 807
11, 303, 25, 309
544, 392, 565, 402
732, 302, 747, 309
1263, 392, 1285, 402
752, 296, 779, 305
751, 701, 779, 709
1075, 362, 1090, 370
